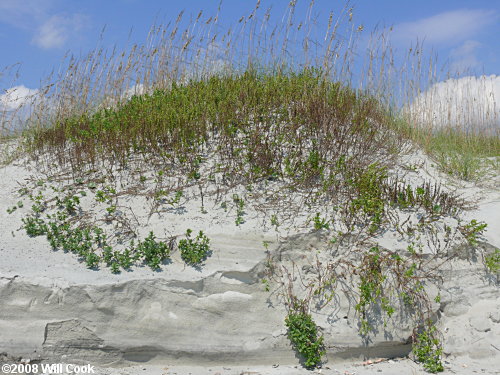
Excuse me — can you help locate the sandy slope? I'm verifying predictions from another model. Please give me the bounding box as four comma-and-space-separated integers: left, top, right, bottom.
0, 145, 499, 374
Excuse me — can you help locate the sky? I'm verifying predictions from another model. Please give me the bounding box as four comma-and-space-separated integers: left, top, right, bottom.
0, 0, 499, 130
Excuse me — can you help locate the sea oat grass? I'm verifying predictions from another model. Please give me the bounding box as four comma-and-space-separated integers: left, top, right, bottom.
394, 112, 500, 181
25, 68, 403, 191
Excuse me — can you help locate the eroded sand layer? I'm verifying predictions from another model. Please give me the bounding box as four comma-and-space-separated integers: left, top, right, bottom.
0, 151, 499, 373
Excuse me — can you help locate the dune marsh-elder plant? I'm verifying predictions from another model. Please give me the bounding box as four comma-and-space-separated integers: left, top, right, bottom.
413, 323, 444, 373
485, 249, 500, 274
178, 229, 211, 266
1, 0, 496, 371
285, 299, 325, 369
20, 184, 175, 272
0, 0, 494, 177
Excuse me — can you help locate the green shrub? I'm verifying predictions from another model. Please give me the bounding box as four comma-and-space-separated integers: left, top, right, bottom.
355, 246, 387, 334
21, 192, 170, 271
312, 212, 329, 230
485, 249, 500, 273
460, 219, 487, 245
233, 194, 246, 226
348, 163, 387, 232
22, 217, 47, 236
178, 229, 211, 266
134, 231, 171, 269
413, 324, 444, 373
285, 311, 325, 369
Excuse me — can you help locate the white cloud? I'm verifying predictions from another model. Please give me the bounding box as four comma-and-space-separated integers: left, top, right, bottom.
0, 85, 41, 133
392, 9, 497, 46
123, 84, 146, 99
32, 14, 88, 49
404, 75, 500, 134
0, 0, 89, 49
33, 15, 67, 49
0, 0, 53, 32
0, 85, 39, 111
449, 40, 482, 73
0, 0, 50, 25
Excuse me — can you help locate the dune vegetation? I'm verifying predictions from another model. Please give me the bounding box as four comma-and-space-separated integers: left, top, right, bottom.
1, 0, 498, 372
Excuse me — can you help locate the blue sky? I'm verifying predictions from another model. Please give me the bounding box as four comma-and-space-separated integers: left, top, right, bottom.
0, 0, 499, 100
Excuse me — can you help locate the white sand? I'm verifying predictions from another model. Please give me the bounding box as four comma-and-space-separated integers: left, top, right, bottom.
0, 146, 499, 374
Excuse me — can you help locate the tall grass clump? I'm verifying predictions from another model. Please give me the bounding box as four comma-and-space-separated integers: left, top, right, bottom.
0, 1, 494, 180
407, 127, 498, 181
9, 0, 415, 202
26, 68, 402, 185
398, 70, 499, 181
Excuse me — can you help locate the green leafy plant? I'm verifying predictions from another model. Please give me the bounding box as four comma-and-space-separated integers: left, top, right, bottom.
6, 204, 19, 214
349, 164, 387, 233
232, 194, 245, 226
312, 212, 329, 230
485, 249, 500, 273
21, 190, 172, 272
95, 186, 116, 203
413, 324, 444, 373
285, 309, 325, 369
355, 246, 387, 334
134, 231, 171, 269
261, 278, 270, 292
22, 216, 47, 236
270, 214, 279, 229
460, 219, 487, 245
56, 194, 80, 215
306, 148, 323, 176
178, 229, 211, 266
167, 190, 183, 206
85, 252, 101, 268
189, 170, 201, 180
29, 192, 46, 214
